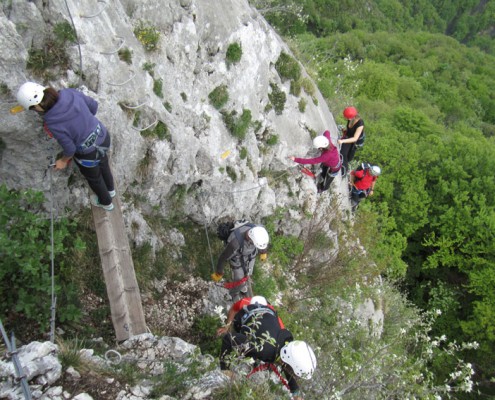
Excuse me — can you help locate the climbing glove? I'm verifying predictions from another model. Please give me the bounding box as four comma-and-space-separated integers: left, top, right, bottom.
211, 272, 223, 282
259, 253, 267, 261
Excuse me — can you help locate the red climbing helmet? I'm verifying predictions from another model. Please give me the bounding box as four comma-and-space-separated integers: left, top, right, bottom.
343, 107, 358, 119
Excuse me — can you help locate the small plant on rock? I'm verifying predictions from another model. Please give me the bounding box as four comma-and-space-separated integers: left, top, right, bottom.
275, 52, 301, 82
268, 83, 286, 115
134, 21, 160, 51
226, 42, 242, 65
118, 47, 133, 65
208, 84, 229, 109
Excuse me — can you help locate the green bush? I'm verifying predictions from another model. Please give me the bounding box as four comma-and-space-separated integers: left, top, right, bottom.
266, 134, 279, 146
268, 83, 286, 115
0, 185, 82, 330
153, 78, 164, 98
134, 21, 160, 51
141, 121, 170, 140
221, 109, 252, 140
53, 21, 77, 44
208, 84, 229, 109
298, 98, 307, 112
118, 47, 132, 65
239, 147, 248, 160
226, 42, 242, 65
274, 52, 301, 82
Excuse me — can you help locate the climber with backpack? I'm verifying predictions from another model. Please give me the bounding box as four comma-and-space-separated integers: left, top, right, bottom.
14, 82, 116, 211
337, 106, 366, 175
289, 130, 341, 193
213, 221, 269, 302
349, 162, 381, 212
217, 295, 316, 400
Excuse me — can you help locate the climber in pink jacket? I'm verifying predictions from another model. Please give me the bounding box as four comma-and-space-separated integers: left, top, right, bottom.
290, 130, 341, 193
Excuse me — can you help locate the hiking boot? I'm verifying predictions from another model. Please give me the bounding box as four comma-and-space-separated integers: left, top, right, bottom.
109, 190, 116, 198
91, 195, 114, 211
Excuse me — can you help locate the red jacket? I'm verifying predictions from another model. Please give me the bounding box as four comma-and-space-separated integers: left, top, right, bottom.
351, 169, 377, 190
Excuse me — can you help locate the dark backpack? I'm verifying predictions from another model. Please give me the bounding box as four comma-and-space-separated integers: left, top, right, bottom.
216, 219, 256, 245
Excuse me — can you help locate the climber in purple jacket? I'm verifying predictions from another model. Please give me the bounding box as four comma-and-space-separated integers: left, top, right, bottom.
15, 82, 116, 211
290, 130, 342, 193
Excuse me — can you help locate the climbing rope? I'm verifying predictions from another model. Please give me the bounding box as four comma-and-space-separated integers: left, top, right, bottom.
48, 155, 57, 343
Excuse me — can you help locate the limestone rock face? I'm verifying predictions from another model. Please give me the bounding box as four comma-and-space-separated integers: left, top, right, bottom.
0, 0, 342, 230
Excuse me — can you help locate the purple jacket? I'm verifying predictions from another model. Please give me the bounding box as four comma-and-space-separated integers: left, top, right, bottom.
294, 130, 341, 170
43, 89, 108, 157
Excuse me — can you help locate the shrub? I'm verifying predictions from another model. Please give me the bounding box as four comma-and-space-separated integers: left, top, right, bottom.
290, 79, 302, 96
141, 121, 170, 140
226, 166, 237, 182
268, 83, 286, 115
221, 109, 252, 140
153, 78, 164, 98
239, 147, 248, 160
118, 47, 132, 65
134, 21, 160, 51
208, 84, 229, 109
266, 134, 279, 146
298, 98, 307, 112
142, 61, 155, 77
0, 185, 82, 331
275, 52, 301, 82
226, 42, 242, 65
53, 21, 77, 44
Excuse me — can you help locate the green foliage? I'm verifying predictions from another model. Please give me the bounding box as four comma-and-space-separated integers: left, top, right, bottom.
190, 315, 222, 355
53, 21, 77, 44
180, 92, 187, 101
226, 42, 242, 65
153, 78, 164, 98
239, 147, 248, 160
226, 166, 237, 182
266, 134, 278, 146
0, 186, 83, 331
208, 84, 229, 109
142, 61, 155, 77
298, 98, 307, 112
134, 21, 160, 51
221, 109, 252, 140
274, 52, 301, 82
140, 121, 170, 140
267, 83, 286, 115
118, 47, 132, 65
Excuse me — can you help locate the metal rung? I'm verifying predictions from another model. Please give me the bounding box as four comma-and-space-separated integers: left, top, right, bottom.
80, 0, 108, 18
106, 73, 136, 86
121, 101, 147, 110
100, 37, 125, 55
132, 117, 158, 132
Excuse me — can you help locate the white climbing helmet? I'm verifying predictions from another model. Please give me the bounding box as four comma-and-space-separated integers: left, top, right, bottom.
247, 226, 269, 250
280, 341, 317, 379
313, 136, 329, 149
370, 165, 381, 176
16, 82, 46, 110
250, 296, 267, 306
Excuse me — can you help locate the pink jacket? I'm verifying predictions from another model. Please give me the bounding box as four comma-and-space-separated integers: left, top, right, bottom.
294, 131, 341, 171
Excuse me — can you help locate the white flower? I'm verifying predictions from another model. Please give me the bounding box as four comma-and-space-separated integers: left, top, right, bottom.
435, 309, 442, 315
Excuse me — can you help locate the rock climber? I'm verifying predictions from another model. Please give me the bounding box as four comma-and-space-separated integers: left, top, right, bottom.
217, 295, 316, 400
337, 106, 365, 175
212, 224, 269, 302
349, 162, 381, 211
290, 130, 341, 193
15, 82, 116, 211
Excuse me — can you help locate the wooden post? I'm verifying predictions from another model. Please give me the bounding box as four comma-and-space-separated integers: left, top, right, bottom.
92, 193, 147, 341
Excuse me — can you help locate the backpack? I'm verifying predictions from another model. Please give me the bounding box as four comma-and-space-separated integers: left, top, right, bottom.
353, 162, 372, 181
216, 219, 256, 244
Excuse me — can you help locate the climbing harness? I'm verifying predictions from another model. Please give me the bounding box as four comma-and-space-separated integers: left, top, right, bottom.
77, 124, 102, 152
247, 362, 291, 393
